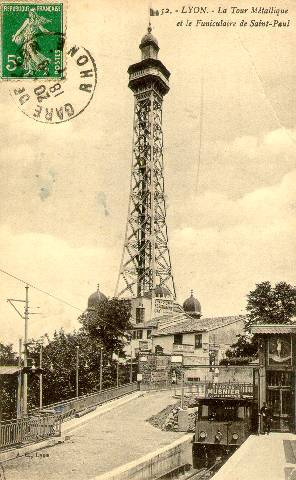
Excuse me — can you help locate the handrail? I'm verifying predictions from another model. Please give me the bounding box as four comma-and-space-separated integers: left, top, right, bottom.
0, 415, 61, 450
33, 382, 137, 411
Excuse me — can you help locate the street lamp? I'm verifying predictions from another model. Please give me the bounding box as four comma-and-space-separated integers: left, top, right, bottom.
76, 346, 79, 398
100, 347, 103, 391
130, 346, 133, 383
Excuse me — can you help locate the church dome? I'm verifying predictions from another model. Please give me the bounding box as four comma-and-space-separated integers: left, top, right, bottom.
183, 290, 201, 317
140, 24, 159, 48
87, 284, 107, 309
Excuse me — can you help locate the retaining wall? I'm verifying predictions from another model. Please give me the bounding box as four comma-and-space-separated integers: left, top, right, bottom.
93, 434, 193, 480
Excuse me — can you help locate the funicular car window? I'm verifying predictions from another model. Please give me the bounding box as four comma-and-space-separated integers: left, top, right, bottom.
200, 401, 246, 422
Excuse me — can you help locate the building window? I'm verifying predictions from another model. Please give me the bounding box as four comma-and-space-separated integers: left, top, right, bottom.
136, 307, 145, 324
187, 377, 200, 382
195, 334, 202, 349
174, 333, 183, 345
132, 330, 137, 339
136, 330, 143, 339
147, 329, 152, 339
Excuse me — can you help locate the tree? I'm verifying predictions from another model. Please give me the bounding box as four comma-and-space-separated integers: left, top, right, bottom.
24, 299, 132, 409
223, 281, 296, 364
222, 334, 258, 364
246, 281, 296, 329
27, 329, 116, 407
79, 297, 132, 357
0, 343, 19, 420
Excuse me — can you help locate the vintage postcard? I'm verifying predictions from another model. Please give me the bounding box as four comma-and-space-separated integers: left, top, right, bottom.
0, 0, 295, 479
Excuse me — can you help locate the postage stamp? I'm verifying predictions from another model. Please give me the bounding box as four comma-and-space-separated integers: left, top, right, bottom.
1, 2, 64, 79
10, 45, 97, 123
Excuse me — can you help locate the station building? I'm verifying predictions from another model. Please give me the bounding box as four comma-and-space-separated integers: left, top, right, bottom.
86, 285, 245, 373
251, 323, 296, 432
128, 290, 246, 377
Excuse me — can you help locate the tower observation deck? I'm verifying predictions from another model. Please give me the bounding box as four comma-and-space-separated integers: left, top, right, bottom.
115, 25, 176, 300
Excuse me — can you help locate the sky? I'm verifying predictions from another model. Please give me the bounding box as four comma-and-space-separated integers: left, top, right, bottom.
0, 0, 295, 347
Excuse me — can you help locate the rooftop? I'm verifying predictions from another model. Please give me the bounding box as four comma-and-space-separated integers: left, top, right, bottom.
251, 324, 296, 334
153, 314, 246, 336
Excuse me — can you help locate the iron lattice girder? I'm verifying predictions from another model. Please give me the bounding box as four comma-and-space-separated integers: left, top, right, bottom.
116, 86, 176, 299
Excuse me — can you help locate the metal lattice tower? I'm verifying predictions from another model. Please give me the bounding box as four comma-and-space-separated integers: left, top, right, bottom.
115, 25, 176, 300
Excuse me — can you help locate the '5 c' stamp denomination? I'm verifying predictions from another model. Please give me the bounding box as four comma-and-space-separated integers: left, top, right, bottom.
1, 2, 64, 79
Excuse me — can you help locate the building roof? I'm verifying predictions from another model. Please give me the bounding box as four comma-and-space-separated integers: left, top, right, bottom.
87, 284, 107, 309
0, 366, 20, 375
140, 24, 159, 48
153, 314, 246, 336
183, 290, 201, 315
251, 324, 296, 334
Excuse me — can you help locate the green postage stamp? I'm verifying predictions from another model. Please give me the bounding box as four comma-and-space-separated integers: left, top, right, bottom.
1, 2, 64, 79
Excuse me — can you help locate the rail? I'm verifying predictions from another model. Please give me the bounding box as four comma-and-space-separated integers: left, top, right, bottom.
30, 382, 138, 420
0, 415, 61, 450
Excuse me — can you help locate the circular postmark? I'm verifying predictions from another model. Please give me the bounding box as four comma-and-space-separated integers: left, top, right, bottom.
9, 44, 97, 123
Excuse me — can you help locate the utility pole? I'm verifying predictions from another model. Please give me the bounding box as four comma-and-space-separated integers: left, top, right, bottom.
181, 370, 185, 409
17, 338, 22, 418
76, 346, 79, 398
39, 344, 43, 409
116, 352, 119, 388
23, 285, 29, 416
130, 346, 133, 383
7, 285, 30, 418
99, 347, 103, 391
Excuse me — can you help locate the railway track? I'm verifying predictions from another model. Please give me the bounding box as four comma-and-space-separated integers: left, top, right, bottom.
174, 459, 222, 480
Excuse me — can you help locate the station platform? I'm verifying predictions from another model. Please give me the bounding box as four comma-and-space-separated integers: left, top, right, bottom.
212, 432, 296, 480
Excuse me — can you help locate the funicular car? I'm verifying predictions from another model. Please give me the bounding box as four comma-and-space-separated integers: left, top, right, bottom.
192, 382, 257, 468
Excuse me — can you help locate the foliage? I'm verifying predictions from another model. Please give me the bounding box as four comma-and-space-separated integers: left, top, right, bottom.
224, 281, 296, 364
0, 343, 19, 420
246, 281, 296, 329
78, 297, 132, 356
1, 298, 133, 418
223, 334, 258, 361
27, 327, 132, 409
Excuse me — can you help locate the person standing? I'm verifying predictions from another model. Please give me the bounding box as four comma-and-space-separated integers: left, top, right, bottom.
260, 402, 272, 434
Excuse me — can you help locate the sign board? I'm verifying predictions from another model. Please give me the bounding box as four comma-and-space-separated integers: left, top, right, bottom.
156, 356, 169, 370
207, 383, 253, 399
137, 373, 143, 382
151, 370, 168, 382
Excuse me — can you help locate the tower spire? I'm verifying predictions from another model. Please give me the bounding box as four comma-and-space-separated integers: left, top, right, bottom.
115, 28, 176, 299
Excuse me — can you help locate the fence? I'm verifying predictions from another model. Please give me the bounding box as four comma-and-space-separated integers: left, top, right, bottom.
140, 380, 254, 399
0, 415, 61, 450
30, 382, 138, 420
172, 381, 254, 398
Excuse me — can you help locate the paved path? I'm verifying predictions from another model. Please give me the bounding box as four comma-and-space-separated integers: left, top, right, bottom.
212, 432, 296, 480
2, 391, 182, 480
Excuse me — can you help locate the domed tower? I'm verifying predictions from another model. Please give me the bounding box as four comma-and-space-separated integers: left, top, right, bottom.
87, 284, 107, 310
115, 24, 176, 300
183, 290, 202, 319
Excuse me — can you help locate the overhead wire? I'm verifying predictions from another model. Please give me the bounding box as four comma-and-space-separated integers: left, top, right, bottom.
0, 268, 84, 312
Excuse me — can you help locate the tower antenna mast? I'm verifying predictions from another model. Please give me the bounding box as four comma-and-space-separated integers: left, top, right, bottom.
115, 25, 176, 299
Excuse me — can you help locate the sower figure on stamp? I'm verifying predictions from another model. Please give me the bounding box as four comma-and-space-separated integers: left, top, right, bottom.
12, 9, 53, 76
260, 402, 272, 434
